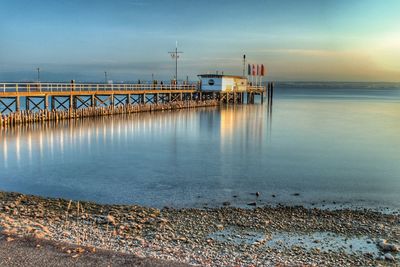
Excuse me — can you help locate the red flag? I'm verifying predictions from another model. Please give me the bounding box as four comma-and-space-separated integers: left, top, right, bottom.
248, 64, 251, 75
252, 64, 256, 76
261, 64, 265, 76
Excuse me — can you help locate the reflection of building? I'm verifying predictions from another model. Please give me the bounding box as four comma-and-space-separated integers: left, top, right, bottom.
219, 105, 268, 149
198, 74, 247, 91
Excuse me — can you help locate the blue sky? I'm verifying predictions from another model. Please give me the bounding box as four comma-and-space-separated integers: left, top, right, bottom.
0, 0, 399, 82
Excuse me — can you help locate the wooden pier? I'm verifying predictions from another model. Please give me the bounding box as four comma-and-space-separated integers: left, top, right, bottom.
0, 82, 268, 127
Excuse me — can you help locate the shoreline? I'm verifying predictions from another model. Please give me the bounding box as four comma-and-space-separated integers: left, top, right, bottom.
0, 191, 399, 266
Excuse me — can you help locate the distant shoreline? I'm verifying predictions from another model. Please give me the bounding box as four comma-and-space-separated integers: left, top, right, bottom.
1, 191, 398, 265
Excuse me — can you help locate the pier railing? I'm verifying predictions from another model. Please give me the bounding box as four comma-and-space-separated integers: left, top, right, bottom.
0, 82, 198, 94
247, 86, 265, 91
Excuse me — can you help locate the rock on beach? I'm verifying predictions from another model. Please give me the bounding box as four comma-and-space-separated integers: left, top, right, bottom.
0, 191, 399, 266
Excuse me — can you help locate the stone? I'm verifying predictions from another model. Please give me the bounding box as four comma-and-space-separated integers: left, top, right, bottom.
34, 232, 45, 239
75, 247, 85, 253
378, 239, 399, 252
177, 237, 187, 242
222, 201, 231, 206
384, 253, 395, 261
216, 224, 224, 230
247, 202, 257, 206
106, 215, 116, 225
158, 218, 169, 224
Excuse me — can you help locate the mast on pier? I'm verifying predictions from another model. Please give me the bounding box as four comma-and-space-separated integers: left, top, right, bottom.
168, 41, 183, 82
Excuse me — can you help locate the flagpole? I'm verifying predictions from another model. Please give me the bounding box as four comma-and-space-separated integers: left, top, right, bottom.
256, 70, 259, 87
256, 65, 259, 87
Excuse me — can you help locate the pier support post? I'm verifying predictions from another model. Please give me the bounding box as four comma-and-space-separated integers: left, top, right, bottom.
126, 94, 131, 105
44, 95, 49, 110
271, 82, 274, 103
110, 94, 114, 107
91, 95, 95, 107
69, 95, 74, 109
26, 97, 30, 111
16, 96, 20, 112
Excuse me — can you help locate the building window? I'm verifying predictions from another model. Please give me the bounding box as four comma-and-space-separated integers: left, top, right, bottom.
208, 79, 215, 85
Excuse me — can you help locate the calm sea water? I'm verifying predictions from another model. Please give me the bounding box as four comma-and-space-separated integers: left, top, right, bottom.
1, 83, 400, 210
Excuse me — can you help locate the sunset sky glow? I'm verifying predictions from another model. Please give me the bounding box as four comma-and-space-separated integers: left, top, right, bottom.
1, 0, 399, 82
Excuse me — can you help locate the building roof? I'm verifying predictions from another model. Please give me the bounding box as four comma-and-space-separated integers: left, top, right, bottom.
197, 74, 245, 79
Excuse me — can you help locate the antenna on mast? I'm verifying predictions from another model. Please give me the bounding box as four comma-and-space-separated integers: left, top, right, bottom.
168, 41, 183, 82
242, 54, 246, 77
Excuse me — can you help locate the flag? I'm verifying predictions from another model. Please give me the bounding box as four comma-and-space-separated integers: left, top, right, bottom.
252, 64, 256, 76
261, 64, 265, 76
248, 64, 251, 76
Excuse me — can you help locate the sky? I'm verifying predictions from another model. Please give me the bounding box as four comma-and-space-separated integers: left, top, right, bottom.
0, 0, 399, 82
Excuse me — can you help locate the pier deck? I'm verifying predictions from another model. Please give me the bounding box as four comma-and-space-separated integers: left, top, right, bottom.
0, 82, 267, 127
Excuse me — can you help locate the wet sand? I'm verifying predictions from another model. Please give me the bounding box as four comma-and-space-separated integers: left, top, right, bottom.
0, 234, 189, 267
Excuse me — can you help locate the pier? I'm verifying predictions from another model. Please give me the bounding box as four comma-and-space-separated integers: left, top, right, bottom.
0, 82, 268, 127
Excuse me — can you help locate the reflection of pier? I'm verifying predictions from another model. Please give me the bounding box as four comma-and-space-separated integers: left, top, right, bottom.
0, 82, 267, 127
0, 107, 219, 169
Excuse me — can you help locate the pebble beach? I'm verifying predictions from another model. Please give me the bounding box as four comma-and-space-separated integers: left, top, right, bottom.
0, 191, 399, 266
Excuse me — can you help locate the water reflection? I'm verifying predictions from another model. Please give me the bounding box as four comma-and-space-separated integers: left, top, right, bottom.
0, 88, 399, 210
2, 138, 8, 169
3, 107, 249, 171
220, 102, 271, 154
